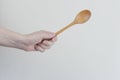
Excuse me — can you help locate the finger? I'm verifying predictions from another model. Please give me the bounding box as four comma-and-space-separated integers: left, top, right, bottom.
35, 45, 45, 52
39, 44, 50, 49
42, 40, 54, 46
51, 37, 57, 42
40, 31, 55, 40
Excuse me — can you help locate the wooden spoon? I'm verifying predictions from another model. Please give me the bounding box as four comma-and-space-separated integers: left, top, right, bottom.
55, 10, 91, 35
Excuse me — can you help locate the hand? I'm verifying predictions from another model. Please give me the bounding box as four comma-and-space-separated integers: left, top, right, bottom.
23, 30, 57, 52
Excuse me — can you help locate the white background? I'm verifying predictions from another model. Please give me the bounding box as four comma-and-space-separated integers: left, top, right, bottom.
0, 0, 120, 80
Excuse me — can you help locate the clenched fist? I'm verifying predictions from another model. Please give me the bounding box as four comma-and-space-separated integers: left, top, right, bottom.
24, 30, 57, 52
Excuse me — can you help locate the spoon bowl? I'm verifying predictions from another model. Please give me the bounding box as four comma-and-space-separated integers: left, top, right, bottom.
74, 10, 91, 24
56, 9, 91, 35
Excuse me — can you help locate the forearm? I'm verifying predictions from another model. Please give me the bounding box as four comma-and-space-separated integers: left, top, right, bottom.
0, 27, 26, 50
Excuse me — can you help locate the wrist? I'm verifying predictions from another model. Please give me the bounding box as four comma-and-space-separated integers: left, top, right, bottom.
10, 33, 28, 50
16, 34, 35, 51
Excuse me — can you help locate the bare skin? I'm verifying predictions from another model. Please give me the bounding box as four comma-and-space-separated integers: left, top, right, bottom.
0, 27, 57, 52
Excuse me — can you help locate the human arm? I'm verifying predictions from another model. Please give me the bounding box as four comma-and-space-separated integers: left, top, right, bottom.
0, 27, 57, 52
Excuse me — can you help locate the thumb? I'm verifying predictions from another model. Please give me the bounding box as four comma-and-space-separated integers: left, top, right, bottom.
40, 31, 56, 40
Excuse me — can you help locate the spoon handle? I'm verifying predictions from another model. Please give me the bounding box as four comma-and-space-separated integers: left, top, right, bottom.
55, 21, 75, 36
